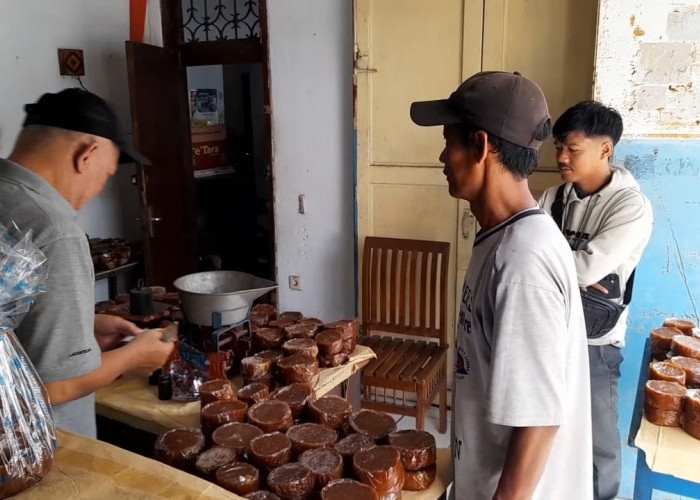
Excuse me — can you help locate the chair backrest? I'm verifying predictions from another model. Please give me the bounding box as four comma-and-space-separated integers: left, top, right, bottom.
361, 236, 450, 344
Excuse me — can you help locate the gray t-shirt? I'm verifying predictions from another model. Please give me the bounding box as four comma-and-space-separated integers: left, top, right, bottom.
0, 159, 100, 437
451, 208, 592, 499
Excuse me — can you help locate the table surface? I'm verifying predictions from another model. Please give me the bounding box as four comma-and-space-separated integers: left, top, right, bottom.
630, 338, 700, 483
96, 345, 376, 435
16, 429, 241, 499
16, 429, 452, 500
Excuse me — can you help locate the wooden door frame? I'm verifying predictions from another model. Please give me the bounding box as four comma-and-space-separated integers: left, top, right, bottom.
158, 0, 277, 286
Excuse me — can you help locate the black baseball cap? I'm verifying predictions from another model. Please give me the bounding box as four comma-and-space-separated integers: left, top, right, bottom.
410, 71, 550, 150
22, 88, 151, 165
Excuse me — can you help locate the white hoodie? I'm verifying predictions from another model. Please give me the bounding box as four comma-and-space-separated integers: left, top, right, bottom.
538, 165, 653, 346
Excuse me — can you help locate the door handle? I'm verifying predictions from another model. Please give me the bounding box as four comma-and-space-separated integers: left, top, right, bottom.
461, 209, 475, 240
136, 207, 161, 238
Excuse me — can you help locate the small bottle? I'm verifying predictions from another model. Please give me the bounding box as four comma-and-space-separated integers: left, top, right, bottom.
148, 368, 162, 386
157, 372, 173, 401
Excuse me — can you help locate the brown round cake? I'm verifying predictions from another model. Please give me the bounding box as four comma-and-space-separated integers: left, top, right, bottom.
250, 311, 271, 327
256, 349, 285, 367
353, 445, 405, 498
201, 400, 248, 438
299, 317, 324, 328
154, 428, 205, 472
649, 361, 686, 385
320, 478, 379, 500
278, 311, 304, 322
388, 430, 436, 471
308, 395, 352, 431
270, 383, 312, 420
199, 378, 236, 406
267, 462, 315, 500
670, 356, 700, 388
334, 433, 375, 474
315, 330, 343, 356
286, 423, 338, 456
348, 409, 397, 443
238, 382, 271, 405
244, 374, 276, 393
241, 356, 275, 379
282, 338, 319, 358
284, 323, 318, 340
277, 354, 319, 386
270, 318, 297, 329
651, 327, 683, 360
318, 352, 350, 368
215, 461, 261, 496
672, 335, 700, 360
321, 320, 357, 341
254, 328, 285, 351
664, 318, 696, 335
194, 446, 238, 479
645, 380, 687, 411
244, 492, 282, 500
247, 432, 293, 473
252, 303, 278, 319
403, 464, 437, 491
682, 389, 700, 439
298, 447, 344, 490
247, 400, 294, 433
212, 422, 264, 456
644, 404, 682, 426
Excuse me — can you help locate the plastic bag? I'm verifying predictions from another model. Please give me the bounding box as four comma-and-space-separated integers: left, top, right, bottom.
0, 209, 56, 498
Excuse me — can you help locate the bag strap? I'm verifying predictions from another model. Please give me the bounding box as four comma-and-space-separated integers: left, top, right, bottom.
551, 184, 566, 229
623, 269, 635, 306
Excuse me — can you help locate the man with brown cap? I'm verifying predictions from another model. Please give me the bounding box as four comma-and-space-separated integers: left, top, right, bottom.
0, 88, 174, 437
411, 72, 592, 499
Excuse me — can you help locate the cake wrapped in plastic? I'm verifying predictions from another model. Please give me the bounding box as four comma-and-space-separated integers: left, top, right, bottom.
0, 212, 56, 498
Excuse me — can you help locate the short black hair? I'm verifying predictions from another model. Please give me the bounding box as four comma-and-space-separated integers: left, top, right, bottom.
455, 120, 551, 179
553, 100, 623, 145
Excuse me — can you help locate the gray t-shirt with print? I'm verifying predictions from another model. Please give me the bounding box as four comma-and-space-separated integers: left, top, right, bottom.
0, 159, 100, 438
451, 208, 592, 500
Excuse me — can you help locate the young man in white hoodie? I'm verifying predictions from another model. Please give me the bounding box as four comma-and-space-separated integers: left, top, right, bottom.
538, 101, 653, 500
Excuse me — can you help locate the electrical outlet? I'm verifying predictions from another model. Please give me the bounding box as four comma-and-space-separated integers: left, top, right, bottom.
288, 275, 301, 291
58, 48, 85, 76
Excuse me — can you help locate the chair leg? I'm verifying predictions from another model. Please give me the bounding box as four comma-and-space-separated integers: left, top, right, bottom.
439, 377, 447, 434
416, 382, 426, 431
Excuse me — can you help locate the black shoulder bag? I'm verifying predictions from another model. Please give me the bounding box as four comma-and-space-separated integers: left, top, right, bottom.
551, 185, 635, 339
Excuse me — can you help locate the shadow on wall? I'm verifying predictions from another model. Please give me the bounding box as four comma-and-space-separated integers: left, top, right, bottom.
613, 138, 700, 499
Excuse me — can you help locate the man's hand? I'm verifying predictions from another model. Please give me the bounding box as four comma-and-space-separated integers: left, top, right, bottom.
94, 314, 141, 351
123, 328, 175, 376
580, 282, 608, 294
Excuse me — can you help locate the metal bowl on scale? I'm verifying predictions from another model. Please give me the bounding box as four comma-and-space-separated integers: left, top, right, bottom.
173, 271, 278, 327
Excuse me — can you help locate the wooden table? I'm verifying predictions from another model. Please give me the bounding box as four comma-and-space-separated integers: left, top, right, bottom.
16, 430, 452, 500
16, 429, 240, 499
96, 345, 376, 435
628, 339, 700, 499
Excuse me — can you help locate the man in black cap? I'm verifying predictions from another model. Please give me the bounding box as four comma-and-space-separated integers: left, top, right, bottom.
0, 88, 174, 437
411, 72, 592, 498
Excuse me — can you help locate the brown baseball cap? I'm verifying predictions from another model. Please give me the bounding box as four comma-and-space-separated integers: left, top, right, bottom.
410, 71, 550, 150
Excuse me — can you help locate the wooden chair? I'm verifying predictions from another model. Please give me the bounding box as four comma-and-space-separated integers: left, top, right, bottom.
359, 236, 449, 433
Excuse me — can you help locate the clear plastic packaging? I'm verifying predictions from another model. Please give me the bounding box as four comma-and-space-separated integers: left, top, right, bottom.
0, 212, 56, 498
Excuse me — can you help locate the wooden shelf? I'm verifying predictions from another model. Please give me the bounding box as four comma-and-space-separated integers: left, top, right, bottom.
95, 261, 141, 282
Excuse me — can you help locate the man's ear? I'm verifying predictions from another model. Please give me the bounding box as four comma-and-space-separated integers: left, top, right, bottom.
73, 141, 99, 174
474, 130, 489, 164
601, 140, 614, 161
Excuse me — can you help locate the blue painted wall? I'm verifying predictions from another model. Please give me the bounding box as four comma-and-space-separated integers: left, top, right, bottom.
613, 139, 700, 499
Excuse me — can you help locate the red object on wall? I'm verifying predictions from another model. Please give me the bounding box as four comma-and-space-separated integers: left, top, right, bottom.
130, 0, 148, 43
